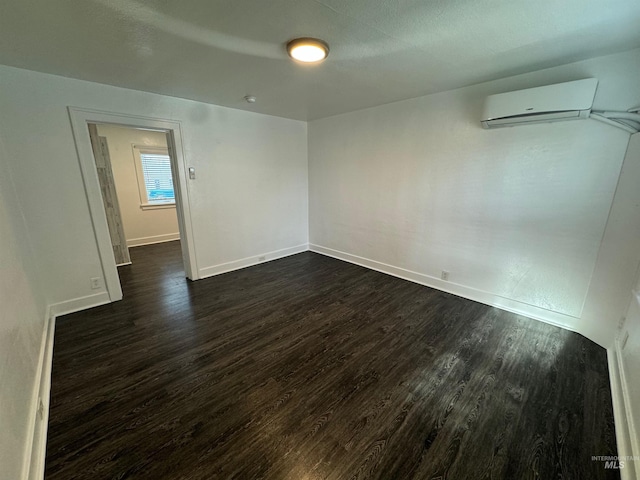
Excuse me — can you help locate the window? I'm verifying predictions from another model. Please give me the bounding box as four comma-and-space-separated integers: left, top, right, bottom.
133, 146, 175, 208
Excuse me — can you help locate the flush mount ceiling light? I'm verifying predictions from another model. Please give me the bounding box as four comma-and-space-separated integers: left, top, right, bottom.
286, 38, 329, 63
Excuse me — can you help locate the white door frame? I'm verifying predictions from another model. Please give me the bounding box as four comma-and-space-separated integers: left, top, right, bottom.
68, 107, 199, 302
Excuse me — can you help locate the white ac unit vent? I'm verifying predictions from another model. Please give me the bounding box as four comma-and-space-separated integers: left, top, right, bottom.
481, 78, 598, 129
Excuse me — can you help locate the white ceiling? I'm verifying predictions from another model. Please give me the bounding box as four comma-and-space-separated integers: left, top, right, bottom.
1, 0, 640, 120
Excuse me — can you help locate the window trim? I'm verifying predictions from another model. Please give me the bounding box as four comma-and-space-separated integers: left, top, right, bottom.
140, 203, 177, 211
132, 144, 176, 208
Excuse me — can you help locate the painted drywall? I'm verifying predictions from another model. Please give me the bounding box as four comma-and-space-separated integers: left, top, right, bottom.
624, 286, 640, 457
96, 124, 179, 247
0, 65, 308, 309
309, 48, 640, 347
0, 135, 47, 480
584, 131, 640, 347
617, 133, 640, 462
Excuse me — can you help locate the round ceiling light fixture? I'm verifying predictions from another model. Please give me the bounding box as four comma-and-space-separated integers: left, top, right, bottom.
286, 38, 329, 63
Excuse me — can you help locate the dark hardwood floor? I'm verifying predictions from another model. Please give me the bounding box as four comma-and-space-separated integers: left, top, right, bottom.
46, 241, 619, 479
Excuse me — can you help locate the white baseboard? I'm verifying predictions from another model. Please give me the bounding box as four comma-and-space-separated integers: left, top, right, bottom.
616, 342, 640, 462
23, 314, 55, 480
127, 233, 180, 248
309, 244, 590, 341
22, 292, 108, 479
608, 346, 638, 480
20, 246, 632, 480
48, 292, 110, 318
199, 244, 309, 279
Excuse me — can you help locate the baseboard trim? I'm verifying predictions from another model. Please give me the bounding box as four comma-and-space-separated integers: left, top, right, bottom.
608, 346, 638, 480
23, 293, 109, 479
199, 244, 309, 279
20, 246, 630, 479
127, 233, 180, 248
616, 342, 640, 461
23, 314, 55, 480
48, 292, 110, 318
309, 244, 589, 340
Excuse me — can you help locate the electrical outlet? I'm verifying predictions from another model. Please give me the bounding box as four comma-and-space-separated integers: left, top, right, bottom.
441, 270, 450, 281
258, 256, 266, 262
90, 277, 101, 289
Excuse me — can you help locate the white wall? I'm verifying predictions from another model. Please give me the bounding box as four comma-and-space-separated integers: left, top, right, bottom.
0, 65, 308, 311
586, 130, 640, 347
96, 124, 179, 247
0, 68, 307, 478
1, 48, 638, 480
0, 135, 47, 480
309, 48, 640, 347
614, 133, 640, 467
622, 279, 640, 458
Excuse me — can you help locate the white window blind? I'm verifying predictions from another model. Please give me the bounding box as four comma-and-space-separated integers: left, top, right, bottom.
139, 152, 175, 204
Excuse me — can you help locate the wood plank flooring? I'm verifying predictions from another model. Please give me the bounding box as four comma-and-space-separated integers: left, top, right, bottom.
46, 242, 619, 479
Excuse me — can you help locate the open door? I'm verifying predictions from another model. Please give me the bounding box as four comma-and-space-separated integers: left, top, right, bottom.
88, 123, 130, 266
165, 130, 195, 279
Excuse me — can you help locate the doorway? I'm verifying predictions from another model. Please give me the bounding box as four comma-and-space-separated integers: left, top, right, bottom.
69, 108, 198, 303
88, 123, 182, 281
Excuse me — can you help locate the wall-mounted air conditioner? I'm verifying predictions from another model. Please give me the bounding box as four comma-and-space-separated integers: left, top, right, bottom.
481, 78, 598, 129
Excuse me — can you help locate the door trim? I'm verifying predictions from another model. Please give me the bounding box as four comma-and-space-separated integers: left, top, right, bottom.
68, 107, 199, 302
